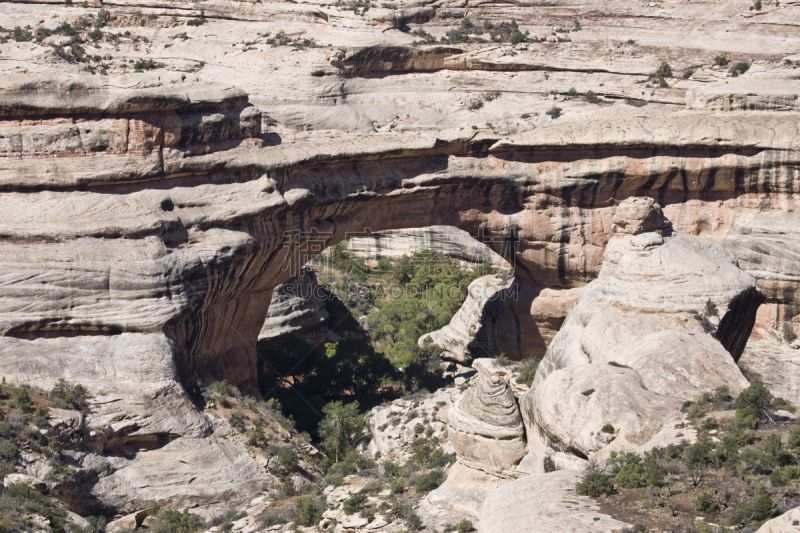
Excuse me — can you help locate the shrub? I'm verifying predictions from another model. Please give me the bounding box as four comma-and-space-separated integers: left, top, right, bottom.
784, 323, 797, 344
187, 11, 207, 26
278, 448, 298, 471
626, 98, 648, 107
730, 62, 750, 76
753, 0, 762, 10
228, 411, 247, 432
688, 403, 706, 419
0, 440, 18, 461
546, 106, 562, 119
48, 437, 63, 454
414, 423, 425, 434
762, 433, 782, 456
788, 427, 800, 449
576, 472, 615, 497
704, 299, 718, 316
643, 455, 666, 488
658, 76, 669, 88
585, 90, 600, 104
406, 511, 423, 530
751, 493, 773, 520
246, 425, 266, 447
700, 417, 719, 430
457, 519, 474, 533
461, 17, 473, 29
714, 385, 732, 401
714, 54, 730, 67
601, 424, 615, 434
772, 396, 795, 413
390, 477, 405, 494
294, 495, 325, 527
12, 388, 32, 411
282, 477, 296, 497
655, 61, 673, 78
133, 58, 163, 70
414, 469, 445, 493
769, 468, 787, 487
693, 492, 720, 515
147, 504, 207, 533
518, 358, 538, 386
615, 463, 647, 489
343, 492, 367, 515
510, 29, 526, 45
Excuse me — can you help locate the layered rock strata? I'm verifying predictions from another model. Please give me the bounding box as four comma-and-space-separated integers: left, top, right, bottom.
447, 375, 527, 471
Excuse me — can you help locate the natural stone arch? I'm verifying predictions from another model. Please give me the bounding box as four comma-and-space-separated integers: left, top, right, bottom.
2, 75, 800, 408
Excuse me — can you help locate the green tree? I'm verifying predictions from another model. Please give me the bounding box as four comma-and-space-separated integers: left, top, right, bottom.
12, 388, 32, 411
278, 448, 298, 471
656, 61, 673, 78
282, 477, 296, 497
294, 495, 325, 526
685, 439, 714, 487
762, 433, 782, 457
736, 380, 775, 425
318, 401, 365, 463
751, 493, 773, 521
319, 339, 394, 400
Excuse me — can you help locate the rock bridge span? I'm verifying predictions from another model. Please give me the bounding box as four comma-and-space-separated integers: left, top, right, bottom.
0, 74, 798, 430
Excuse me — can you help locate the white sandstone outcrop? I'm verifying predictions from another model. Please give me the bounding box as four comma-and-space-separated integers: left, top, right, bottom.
521, 211, 761, 470
477, 470, 627, 533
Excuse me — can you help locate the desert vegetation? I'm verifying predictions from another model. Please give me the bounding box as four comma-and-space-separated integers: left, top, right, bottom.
576, 381, 799, 532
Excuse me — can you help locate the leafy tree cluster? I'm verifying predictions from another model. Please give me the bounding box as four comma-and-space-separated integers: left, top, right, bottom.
49, 378, 89, 411
367, 250, 490, 368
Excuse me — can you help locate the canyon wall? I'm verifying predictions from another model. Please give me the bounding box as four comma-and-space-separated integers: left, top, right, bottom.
2, 0, 800, 514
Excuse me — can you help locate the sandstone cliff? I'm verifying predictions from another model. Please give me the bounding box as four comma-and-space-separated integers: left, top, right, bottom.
2, 0, 800, 520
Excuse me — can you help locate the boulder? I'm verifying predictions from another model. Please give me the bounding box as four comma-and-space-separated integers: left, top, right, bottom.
756, 507, 800, 533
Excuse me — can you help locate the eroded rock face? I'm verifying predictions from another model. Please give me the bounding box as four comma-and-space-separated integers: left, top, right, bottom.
259, 269, 330, 341
3, 0, 800, 510
347, 226, 508, 267
477, 470, 627, 533
448, 376, 526, 470
521, 225, 760, 469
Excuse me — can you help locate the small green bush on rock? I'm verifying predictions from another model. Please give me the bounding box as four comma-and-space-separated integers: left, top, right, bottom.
575, 472, 615, 497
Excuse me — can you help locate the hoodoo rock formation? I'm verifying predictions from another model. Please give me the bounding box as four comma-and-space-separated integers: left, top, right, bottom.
2, 0, 800, 520
447, 375, 526, 471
